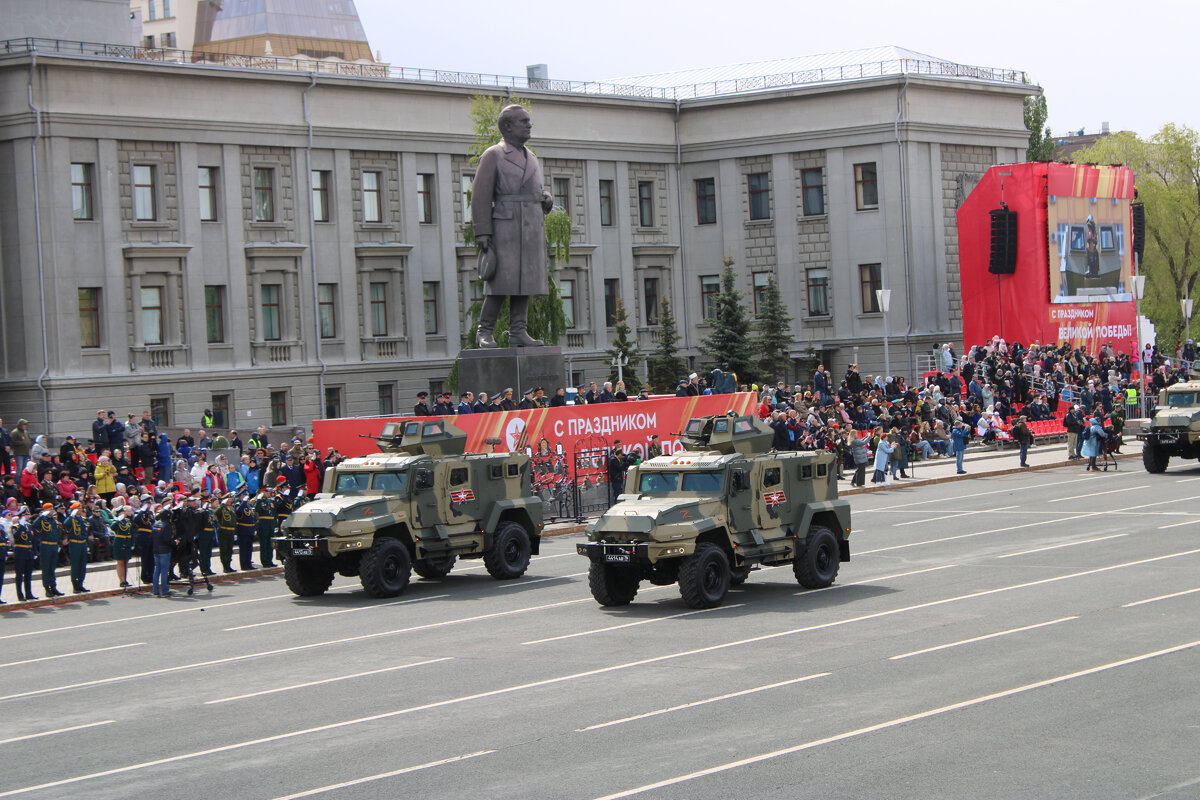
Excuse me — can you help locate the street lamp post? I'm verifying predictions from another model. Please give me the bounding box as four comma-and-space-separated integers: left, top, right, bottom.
876, 288, 892, 382
1182, 294, 1193, 353
1132, 273, 1146, 418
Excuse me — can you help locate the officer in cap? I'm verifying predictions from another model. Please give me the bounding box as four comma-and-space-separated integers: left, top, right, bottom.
64, 501, 91, 593
499, 388, 517, 411
255, 486, 277, 567
518, 388, 536, 410
413, 391, 432, 417
433, 392, 456, 415
36, 502, 64, 597
11, 507, 37, 601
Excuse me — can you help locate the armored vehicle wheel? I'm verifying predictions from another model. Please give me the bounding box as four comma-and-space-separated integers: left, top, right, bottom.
413, 553, 456, 580
794, 525, 840, 589
359, 538, 412, 598
284, 557, 335, 597
588, 562, 640, 606
484, 522, 532, 580
729, 565, 752, 586
678, 542, 730, 608
1142, 441, 1169, 473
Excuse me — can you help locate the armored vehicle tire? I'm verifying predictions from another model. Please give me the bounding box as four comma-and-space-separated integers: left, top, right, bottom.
284, 557, 335, 597
413, 554, 456, 580
1143, 441, 1169, 473
484, 522, 532, 580
359, 538, 412, 598
588, 562, 640, 606
794, 525, 840, 590
678, 542, 731, 609
729, 565, 752, 586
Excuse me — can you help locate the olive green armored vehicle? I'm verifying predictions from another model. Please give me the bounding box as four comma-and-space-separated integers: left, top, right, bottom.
577, 414, 851, 609
1140, 370, 1200, 473
275, 419, 543, 597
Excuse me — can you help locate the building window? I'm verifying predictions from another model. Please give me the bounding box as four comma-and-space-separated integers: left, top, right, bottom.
604, 279, 620, 327
162, 31, 176, 48
198, 166, 218, 221
460, 174, 473, 225
559, 279, 575, 328
695, 178, 716, 225
163, 0, 171, 17
859, 263, 882, 313
362, 170, 382, 223
270, 390, 288, 427
71, 163, 93, 220
806, 268, 830, 316
311, 170, 330, 222
417, 173, 434, 224
140, 286, 164, 345
78, 288, 101, 348
143, 35, 154, 48
423, 282, 439, 334
148, 0, 157, 20
378, 383, 394, 416
150, 396, 170, 427
204, 285, 225, 343
598, 180, 614, 227
552, 177, 570, 214
753, 272, 770, 316
211, 394, 229, 430
643, 277, 660, 325
701, 275, 720, 321
261, 284, 282, 341
318, 283, 337, 339
324, 387, 342, 419
801, 168, 825, 216
369, 282, 388, 337
854, 162, 878, 210
748, 172, 770, 220
133, 164, 157, 221
253, 167, 274, 222
637, 181, 654, 227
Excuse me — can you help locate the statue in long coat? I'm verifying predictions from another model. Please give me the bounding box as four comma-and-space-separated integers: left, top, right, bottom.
471, 104, 554, 348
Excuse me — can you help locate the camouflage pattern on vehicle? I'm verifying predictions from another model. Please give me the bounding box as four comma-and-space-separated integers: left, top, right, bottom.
1140, 369, 1200, 473
576, 414, 851, 609
274, 419, 543, 597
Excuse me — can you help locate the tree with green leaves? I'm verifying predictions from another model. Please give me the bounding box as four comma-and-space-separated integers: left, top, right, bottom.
1073, 124, 1200, 349
753, 274, 793, 382
1023, 95, 1054, 162
699, 257, 756, 384
647, 296, 686, 392
605, 298, 643, 394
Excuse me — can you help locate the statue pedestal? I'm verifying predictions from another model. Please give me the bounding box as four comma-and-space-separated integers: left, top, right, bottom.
456, 347, 565, 399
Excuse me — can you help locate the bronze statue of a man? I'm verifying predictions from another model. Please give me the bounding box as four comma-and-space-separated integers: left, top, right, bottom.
471, 104, 554, 348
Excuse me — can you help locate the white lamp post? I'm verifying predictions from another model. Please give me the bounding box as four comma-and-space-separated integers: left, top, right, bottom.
1182, 294, 1193, 349
1132, 273, 1146, 417
876, 288, 892, 382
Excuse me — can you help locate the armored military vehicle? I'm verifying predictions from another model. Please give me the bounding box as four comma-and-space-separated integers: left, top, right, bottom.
577, 414, 851, 609
1140, 369, 1200, 473
275, 419, 543, 597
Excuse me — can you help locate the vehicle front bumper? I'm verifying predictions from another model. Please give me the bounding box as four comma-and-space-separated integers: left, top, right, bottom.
576, 540, 692, 565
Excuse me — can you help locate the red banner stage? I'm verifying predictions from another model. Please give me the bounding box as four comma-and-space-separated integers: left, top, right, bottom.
313, 393, 759, 459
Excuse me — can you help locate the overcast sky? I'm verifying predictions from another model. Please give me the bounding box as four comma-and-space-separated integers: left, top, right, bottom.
353, 0, 1197, 139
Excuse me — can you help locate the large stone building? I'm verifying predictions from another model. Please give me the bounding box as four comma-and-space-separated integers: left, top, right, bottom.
0, 29, 1034, 438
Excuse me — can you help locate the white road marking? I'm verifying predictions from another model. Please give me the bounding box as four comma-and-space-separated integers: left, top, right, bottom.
578, 674, 830, 732
889, 616, 1078, 660
0, 720, 115, 746
1123, 587, 1200, 607
892, 506, 1018, 527
523, 605, 743, 645
268, 750, 496, 800
0, 643, 144, 670
498, 571, 589, 588
1159, 519, 1200, 530
8, 547, 1200, 798
857, 475, 1106, 511
205, 658, 452, 704
224, 594, 447, 631
591, 638, 1200, 800
800, 565, 959, 596
996, 533, 1127, 559
1047, 485, 1148, 503
1174, 476, 1200, 483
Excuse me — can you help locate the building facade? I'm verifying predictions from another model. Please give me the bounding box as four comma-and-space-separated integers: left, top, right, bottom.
0, 42, 1031, 437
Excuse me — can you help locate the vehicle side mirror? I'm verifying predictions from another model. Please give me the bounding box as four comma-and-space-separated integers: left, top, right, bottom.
415, 469, 433, 491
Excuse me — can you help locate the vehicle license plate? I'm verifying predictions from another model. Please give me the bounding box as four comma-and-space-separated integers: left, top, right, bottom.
604, 552, 631, 563
292, 547, 313, 556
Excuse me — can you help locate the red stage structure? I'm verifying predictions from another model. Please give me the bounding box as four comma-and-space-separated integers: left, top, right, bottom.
958, 163, 1138, 355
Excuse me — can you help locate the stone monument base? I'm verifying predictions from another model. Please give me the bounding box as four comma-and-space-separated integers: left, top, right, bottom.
456, 346, 564, 400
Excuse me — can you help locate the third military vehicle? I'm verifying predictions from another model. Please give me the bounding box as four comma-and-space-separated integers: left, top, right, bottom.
1140, 369, 1200, 473
577, 414, 851, 608
275, 419, 543, 597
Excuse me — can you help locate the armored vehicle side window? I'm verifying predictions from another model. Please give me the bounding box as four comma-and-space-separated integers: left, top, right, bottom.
490, 465, 502, 479
801, 464, 813, 479
734, 419, 755, 434
508, 464, 519, 476
713, 419, 729, 433
685, 419, 704, 435
817, 463, 827, 477
371, 472, 407, 492
639, 472, 679, 493
1168, 392, 1196, 406
763, 467, 781, 487
450, 467, 468, 486
682, 471, 723, 492
404, 422, 420, 436
336, 473, 369, 492
424, 421, 445, 436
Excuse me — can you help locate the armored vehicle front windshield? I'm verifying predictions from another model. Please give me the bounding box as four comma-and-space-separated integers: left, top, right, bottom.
639, 472, 679, 494
1167, 392, 1196, 406
681, 472, 723, 492
334, 471, 408, 493
336, 473, 369, 492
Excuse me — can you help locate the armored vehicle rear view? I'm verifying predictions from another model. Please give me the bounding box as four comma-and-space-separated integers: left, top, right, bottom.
577, 414, 851, 608
1141, 372, 1200, 473
275, 419, 543, 597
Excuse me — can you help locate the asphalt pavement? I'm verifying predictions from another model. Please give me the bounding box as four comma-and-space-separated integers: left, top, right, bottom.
1, 443, 1198, 799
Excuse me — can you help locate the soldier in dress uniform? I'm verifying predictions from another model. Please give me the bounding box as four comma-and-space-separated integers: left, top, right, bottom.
274, 481, 294, 539
110, 503, 134, 588
64, 502, 91, 593
413, 391, 432, 417
11, 507, 37, 601
235, 495, 257, 570
175, 495, 209, 577
133, 497, 155, 585
36, 502, 64, 597
254, 488, 277, 567
215, 495, 238, 572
